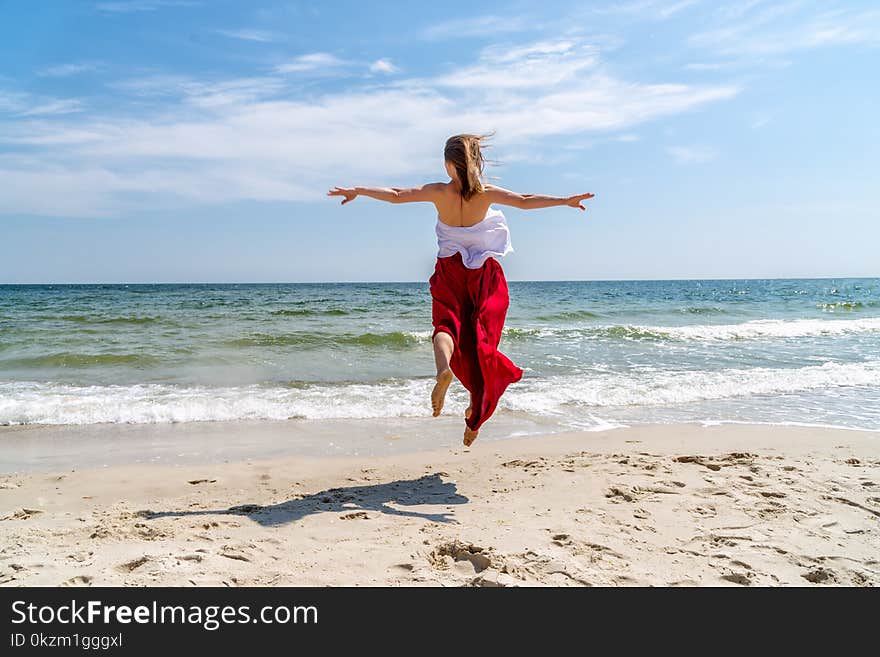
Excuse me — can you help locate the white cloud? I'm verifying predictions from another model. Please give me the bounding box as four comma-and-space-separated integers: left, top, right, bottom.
587, 0, 700, 21
19, 100, 85, 117
667, 146, 717, 163
0, 36, 738, 217
369, 59, 399, 74
37, 63, 98, 78
0, 91, 85, 117
429, 40, 599, 89
112, 75, 285, 107
656, 0, 701, 20
275, 52, 349, 75
689, 3, 880, 57
418, 14, 531, 41
214, 29, 277, 43
686, 58, 792, 72
0, 91, 28, 113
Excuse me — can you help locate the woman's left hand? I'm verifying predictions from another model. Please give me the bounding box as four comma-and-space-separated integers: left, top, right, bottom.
327, 187, 358, 205
565, 193, 595, 211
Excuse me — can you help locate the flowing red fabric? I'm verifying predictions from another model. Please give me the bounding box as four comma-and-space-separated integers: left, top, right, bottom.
429, 252, 523, 431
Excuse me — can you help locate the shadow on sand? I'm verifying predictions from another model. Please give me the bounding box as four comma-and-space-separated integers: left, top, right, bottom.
142, 473, 468, 526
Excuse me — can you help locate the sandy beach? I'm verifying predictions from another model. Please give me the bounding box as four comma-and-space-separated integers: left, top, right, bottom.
1, 422, 877, 587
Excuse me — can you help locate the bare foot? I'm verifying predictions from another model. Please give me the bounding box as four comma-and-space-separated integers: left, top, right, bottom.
465, 406, 472, 420
431, 368, 453, 417
463, 426, 479, 447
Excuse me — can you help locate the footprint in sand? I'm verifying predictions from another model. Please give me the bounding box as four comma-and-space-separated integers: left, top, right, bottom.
427, 541, 492, 573
501, 458, 550, 473
219, 544, 254, 562
340, 511, 370, 520
720, 572, 752, 586
802, 568, 838, 584
62, 575, 93, 587
675, 455, 723, 471
605, 486, 637, 502
4, 508, 43, 520
116, 556, 151, 573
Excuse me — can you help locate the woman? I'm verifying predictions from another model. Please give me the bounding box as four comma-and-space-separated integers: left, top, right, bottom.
328, 133, 594, 446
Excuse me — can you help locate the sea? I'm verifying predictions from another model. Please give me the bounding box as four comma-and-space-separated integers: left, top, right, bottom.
1, 278, 879, 433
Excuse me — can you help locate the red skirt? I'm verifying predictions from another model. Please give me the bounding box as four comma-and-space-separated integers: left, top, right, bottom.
429, 252, 523, 431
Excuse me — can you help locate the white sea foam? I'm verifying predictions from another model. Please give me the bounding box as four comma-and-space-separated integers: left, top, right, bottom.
2, 359, 878, 426
661, 317, 880, 340
504, 316, 880, 341
502, 360, 880, 413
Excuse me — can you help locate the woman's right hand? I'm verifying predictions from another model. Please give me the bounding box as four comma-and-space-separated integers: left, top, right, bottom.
327, 186, 358, 205
565, 193, 595, 211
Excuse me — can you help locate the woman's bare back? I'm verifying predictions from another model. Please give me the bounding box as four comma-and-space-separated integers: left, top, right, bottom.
435, 182, 494, 227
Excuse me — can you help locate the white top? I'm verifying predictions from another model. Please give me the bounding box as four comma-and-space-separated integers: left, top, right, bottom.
436, 205, 513, 269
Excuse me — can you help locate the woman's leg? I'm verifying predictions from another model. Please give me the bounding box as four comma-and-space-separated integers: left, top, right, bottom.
431, 331, 454, 416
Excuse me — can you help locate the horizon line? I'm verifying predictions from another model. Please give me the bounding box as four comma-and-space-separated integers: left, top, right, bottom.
1, 275, 878, 286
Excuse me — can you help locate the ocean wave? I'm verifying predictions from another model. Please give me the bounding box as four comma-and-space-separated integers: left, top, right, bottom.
817, 301, 877, 312
270, 308, 363, 317
659, 317, 880, 340
2, 360, 877, 426
225, 330, 432, 349
677, 306, 730, 315
55, 314, 167, 325
535, 310, 603, 321
0, 352, 160, 368
503, 317, 880, 342
504, 360, 880, 414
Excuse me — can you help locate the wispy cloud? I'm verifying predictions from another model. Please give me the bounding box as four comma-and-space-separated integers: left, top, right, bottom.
715, 0, 767, 21
418, 14, 531, 41
214, 29, 277, 43
37, 63, 99, 78
19, 100, 85, 117
587, 0, 701, 21
112, 74, 286, 107
428, 40, 599, 89
369, 59, 399, 75
656, 0, 701, 20
275, 52, 349, 75
689, 2, 880, 57
667, 146, 716, 163
95, 0, 198, 12
0, 91, 85, 117
750, 112, 772, 129
0, 92, 28, 113
684, 58, 792, 72
0, 36, 738, 217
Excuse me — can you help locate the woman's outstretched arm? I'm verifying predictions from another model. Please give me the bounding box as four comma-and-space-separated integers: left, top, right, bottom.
327, 183, 443, 205
486, 184, 595, 211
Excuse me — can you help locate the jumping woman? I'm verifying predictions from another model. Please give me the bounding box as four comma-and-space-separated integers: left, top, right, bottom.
328, 133, 594, 446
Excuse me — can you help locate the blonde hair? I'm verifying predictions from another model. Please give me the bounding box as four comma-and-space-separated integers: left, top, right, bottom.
444, 131, 497, 201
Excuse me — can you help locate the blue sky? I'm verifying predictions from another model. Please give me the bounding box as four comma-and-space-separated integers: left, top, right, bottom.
1, 0, 878, 283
